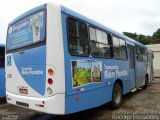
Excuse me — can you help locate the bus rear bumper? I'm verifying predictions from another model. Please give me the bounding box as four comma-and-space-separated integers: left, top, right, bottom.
6, 92, 65, 115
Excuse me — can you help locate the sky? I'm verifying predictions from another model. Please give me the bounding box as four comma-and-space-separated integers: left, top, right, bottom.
0, 0, 160, 44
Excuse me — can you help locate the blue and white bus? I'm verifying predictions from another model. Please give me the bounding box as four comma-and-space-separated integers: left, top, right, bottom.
0, 44, 5, 98
6, 3, 149, 114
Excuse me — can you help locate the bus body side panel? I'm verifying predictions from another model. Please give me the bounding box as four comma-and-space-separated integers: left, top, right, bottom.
45, 3, 65, 114
61, 13, 111, 114
61, 12, 130, 114
135, 61, 147, 87
0, 68, 5, 97
113, 60, 130, 95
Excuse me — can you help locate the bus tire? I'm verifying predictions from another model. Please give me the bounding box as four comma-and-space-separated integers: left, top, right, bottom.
143, 75, 149, 89
110, 82, 122, 109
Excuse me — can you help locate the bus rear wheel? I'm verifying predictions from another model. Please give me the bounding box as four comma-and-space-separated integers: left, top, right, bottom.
110, 82, 122, 109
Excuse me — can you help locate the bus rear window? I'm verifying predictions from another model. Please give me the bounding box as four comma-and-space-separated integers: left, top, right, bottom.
7, 11, 46, 51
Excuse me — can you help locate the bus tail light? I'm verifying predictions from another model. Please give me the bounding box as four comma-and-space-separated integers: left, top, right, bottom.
48, 69, 54, 75
48, 78, 53, 84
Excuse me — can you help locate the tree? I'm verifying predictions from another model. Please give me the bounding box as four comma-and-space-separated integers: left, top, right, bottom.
123, 32, 151, 45
138, 34, 151, 45
152, 28, 160, 40
123, 32, 137, 40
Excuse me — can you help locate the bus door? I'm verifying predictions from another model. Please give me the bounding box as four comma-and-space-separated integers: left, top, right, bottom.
147, 50, 154, 82
151, 51, 154, 81
127, 44, 136, 89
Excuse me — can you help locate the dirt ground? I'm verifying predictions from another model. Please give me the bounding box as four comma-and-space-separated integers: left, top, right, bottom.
0, 78, 160, 120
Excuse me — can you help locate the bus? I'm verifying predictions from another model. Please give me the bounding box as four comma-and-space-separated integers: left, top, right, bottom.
6, 3, 149, 115
0, 44, 5, 98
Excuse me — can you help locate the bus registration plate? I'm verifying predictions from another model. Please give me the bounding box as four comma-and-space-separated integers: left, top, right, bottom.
19, 87, 28, 95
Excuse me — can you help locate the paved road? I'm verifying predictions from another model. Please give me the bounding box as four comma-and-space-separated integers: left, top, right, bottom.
0, 78, 160, 120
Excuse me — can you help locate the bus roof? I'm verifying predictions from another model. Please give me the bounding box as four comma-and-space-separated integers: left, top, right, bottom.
61, 5, 147, 49
8, 4, 46, 26
8, 3, 146, 49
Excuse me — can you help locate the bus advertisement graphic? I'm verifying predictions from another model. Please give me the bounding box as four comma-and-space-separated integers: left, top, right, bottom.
72, 60, 102, 87
7, 11, 45, 50
30, 11, 44, 42
72, 60, 92, 87
92, 60, 102, 82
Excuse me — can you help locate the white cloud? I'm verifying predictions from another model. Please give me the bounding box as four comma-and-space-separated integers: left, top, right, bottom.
0, 0, 160, 43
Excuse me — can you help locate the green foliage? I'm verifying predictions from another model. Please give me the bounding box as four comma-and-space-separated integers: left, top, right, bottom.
78, 68, 91, 85
123, 32, 151, 45
73, 67, 91, 87
123, 28, 160, 45
152, 28, 160, 40
123, 32, 138, 40
138, 34, 151, 45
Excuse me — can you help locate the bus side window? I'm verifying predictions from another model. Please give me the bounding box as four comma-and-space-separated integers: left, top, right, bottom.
113, 37, 127, 60
67, 18, 89, 56
89, 27, 112, 58
113, 36, 120, 59
119, 39, 127, 60
143, 49, 148, 62
136, 46, 143, 61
